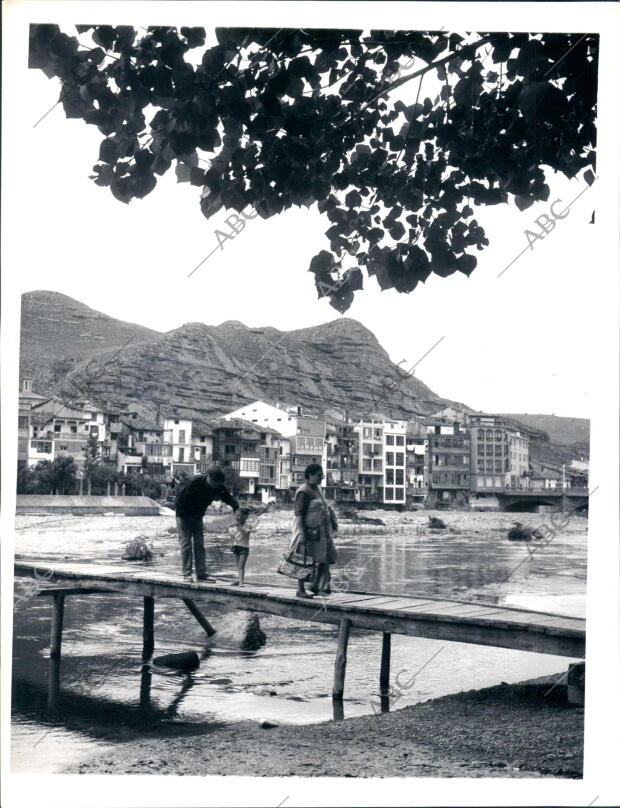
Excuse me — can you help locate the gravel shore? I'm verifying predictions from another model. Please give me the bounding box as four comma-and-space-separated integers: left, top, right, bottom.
67, 674, 583, 778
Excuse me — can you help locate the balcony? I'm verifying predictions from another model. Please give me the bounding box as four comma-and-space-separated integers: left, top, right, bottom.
118, 450, 143, 466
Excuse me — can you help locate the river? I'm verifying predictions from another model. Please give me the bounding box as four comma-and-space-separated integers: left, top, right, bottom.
11, 507, 586, 773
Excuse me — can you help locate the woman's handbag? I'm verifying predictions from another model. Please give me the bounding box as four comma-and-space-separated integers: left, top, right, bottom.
277, 534, 314, 581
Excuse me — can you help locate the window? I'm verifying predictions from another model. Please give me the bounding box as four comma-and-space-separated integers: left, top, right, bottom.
386, 435, 394, 445
385, 487, 394, 501
363, 427, 372, 439
174, 419, 179, 425
373, 429, 382, 440
54, 424, 61, 433
396, 452, 404, 465
179, 430, 186, 442
386, 451, 394, 465
395, 469, 404, 485
70, 425, 77, 434
386, 469, 394, 484
477, 460, 484, 472
396, 435, 405, 446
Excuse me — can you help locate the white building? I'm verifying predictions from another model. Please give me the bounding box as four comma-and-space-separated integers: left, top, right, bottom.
223, 400, 326, 487
223, 400, 297, 435
354, 417, 407, 505
162, 416, 196, 476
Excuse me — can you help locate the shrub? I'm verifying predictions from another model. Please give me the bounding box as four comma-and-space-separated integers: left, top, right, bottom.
122, 536, 154, 561
507, 521, 533, 540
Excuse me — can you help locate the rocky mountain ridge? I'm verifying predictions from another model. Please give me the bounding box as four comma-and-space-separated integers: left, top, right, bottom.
20, 291, 461, 422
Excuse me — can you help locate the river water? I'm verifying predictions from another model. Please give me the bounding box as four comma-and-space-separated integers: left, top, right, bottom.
11, 508, 587, 773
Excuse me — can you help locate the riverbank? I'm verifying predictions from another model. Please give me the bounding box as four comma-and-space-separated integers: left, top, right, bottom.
66, 674, 582, 778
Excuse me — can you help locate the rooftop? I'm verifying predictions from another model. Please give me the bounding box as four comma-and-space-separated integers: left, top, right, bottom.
121, 415, 162, 432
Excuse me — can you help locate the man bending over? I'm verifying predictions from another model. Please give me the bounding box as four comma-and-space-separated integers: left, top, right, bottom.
175, 468, 238, 582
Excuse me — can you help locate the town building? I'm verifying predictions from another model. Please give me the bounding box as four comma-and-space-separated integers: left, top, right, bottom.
324, 413, 359, 503
468, 414, 511, 494
192, 420, 214, 474
222, 400, 327, 491
353, 417, 407, 506
257, 426, 290, 502
162, 415, 196, 477
425, 418, 471, 507
25, 397, 106, 470
508, 429, 530, 485
211, 418, 261, 497
406, 420, 428, 504
118, 414, 167, 476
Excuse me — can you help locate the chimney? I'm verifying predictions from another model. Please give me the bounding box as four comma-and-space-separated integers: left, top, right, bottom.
20, 378, 33, 393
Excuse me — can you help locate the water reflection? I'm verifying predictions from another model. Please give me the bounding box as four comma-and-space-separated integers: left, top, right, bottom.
12, 511, 587, 769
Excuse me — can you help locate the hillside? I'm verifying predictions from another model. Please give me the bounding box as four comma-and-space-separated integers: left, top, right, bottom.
500, 413, 590, 446
19, 291, 159, 388
19, 291, 460, 421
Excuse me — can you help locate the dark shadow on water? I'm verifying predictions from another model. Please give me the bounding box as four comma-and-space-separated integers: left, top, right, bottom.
12, 668, 228, 743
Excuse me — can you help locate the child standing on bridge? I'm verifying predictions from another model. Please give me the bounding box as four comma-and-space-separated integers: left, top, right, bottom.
228, 504, 269, 587
206, 503, 269, 587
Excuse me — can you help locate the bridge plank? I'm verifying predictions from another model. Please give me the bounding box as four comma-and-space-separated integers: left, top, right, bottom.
398, 601, 473, 613
14, 561, 585, 658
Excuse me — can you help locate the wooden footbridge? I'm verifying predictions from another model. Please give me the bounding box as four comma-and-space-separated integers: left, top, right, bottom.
14, 560, 585, 710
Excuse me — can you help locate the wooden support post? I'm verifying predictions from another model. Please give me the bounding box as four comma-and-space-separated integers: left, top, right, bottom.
380, 632, 391, 696
332, 618, 351, 701
142, 596, 155, 662
182, 598, 216, 637
139, 664, 152, 711
48, 593, 65, 710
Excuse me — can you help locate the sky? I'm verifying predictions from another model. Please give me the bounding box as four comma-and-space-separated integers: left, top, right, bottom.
3, 21, 609, 419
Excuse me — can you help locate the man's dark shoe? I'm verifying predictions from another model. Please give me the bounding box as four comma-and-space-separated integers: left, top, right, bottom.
196, 574, 216, 582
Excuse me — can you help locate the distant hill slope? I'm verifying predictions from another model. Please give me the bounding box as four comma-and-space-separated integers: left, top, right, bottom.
500, 413, 590, 446
19, 291, 463, 421
20, 291, 159, 389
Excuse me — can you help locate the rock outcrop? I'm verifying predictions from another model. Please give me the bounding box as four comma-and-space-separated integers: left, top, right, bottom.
20, 290, 464, 420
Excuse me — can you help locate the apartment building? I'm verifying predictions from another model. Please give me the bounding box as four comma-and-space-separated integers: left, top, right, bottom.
469, 414, 514, 493
26, 398, 106, 470
211, 418, 261, 496
353, 417, 407, 506
383, 420, 407, 505
425, 418, 471, 506
508, 430, 530, 485
324, 414, 359, 503
162, 415, 196, 477
118, 415, 167, 476
192, 420, 214, 473
223, 400, 327, 490
289, 414, 327, 486
406, 420, 427, 503
257, 426, 291, 502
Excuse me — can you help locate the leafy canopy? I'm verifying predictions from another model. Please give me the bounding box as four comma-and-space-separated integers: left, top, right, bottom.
29, 25, 597, 311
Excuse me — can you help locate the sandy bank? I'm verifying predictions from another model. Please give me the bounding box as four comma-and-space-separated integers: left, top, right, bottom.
66, 674, 582, 779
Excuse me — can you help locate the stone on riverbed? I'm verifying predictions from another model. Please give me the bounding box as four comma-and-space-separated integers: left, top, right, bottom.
153, 650, 200, 670
211, 611, 266, 651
